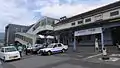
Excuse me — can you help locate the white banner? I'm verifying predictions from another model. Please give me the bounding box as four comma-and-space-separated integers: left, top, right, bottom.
74, 27, 102, 36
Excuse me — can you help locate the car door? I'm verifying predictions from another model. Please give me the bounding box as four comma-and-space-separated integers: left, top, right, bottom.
57, 44, 63, 52
51, 44, 58, 53
0, 48, 4, 59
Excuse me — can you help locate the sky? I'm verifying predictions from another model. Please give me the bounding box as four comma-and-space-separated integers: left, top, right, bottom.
0, 0, 119, 32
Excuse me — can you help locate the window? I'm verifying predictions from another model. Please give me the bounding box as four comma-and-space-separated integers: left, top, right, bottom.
5, 47, 17, 52
83, 35, 91, 40
77, 36, 82, 42
47, 18, 54, 25
95, 14, 102, 21
86, 35, 91, 40
78, 20, 83, 24
1, 48, 4, 52
33, 21, 41, 31
53, 45, 57, 48
40, 19, 46, 26
71, 22, 75, 26
58, 44, 62, 47
95, 34, 101, 40
47, 44, 54, 48
85, 18, 91, 22
110, 11, 119, 16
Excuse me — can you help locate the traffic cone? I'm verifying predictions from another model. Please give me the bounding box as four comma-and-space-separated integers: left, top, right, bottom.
102, 48, 110, 60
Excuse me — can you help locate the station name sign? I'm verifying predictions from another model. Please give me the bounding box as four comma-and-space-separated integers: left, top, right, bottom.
74, 27, 102, 36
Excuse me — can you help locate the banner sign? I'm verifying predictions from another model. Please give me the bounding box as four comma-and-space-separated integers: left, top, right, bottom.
74, 27, 102, 36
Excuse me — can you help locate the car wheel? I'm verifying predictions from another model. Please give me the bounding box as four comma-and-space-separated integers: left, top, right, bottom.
3, 57, 6, 62
47, 51, 52, 56
62, 49, 65, 53
37, 51, 42, 56
39, 52, 43, 56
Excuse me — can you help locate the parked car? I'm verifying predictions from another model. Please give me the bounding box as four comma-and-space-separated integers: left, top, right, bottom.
0, 46, 21, 61
37, 43, 68, 55
26, 44, 45, 54
26, 45, 32, 53
31, 44, 45, 54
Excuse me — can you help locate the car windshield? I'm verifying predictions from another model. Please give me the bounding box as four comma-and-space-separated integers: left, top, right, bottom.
47, 44, 54, 48
5, 47, 17, 52
35, 44, 43, 47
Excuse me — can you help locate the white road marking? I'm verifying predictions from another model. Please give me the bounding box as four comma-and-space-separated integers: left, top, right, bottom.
110, 58, 120, 62
110, 54, 120, 57
83, 53, 102, 60
99, 57, 120, 62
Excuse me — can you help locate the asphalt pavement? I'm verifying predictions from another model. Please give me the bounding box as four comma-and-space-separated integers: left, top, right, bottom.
1, 46, 120, 68
1, 52, 120, 68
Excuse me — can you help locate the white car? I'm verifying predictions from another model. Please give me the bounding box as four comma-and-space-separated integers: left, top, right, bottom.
0, 46, 21, 61
38, 43, 68, 55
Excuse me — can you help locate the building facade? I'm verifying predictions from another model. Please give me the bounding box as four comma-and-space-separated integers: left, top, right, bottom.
5, 24, 29, 45
5, 1, 120, 52
54, 1, 120, 51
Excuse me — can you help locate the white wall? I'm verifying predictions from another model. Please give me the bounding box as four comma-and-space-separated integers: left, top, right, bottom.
15, 33, 38, 45
55, 8, 120, 31
33, 25, 53, 34
15, 38, 28, 46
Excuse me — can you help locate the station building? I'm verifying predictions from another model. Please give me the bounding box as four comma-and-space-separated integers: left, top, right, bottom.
54, 1, 120, 51
5, 1, 120, 52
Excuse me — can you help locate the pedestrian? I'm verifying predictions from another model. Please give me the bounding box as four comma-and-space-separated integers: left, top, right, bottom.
116, 43, 120, 50
95, 38, 99, 52
18, 46, 23, 57
25, 45, 28, 55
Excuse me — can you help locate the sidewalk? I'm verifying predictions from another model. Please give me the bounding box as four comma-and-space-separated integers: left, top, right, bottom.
54, 47, 101, 59
83, 53, 120, 66
60, 46, 120, 66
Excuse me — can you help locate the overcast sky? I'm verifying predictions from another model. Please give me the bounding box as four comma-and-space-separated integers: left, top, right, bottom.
0, 0, 119, 32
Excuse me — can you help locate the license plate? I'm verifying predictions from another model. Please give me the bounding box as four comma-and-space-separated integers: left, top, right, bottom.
9, 56, 18, 58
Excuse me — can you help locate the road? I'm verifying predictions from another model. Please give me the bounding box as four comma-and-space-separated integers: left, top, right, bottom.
1, 52, 120, 68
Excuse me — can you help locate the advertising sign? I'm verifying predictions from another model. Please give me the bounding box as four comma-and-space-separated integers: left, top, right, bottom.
74, 27, 102, 36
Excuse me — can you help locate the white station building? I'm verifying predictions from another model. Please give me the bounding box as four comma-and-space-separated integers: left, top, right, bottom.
54, 1, 120, 51
15, 1, 120, 52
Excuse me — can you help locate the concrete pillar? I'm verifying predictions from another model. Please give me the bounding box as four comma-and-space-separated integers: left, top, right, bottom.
68, 34, 70, 45
32, 36, 36, 46
101, 29, 104, 51
56, 35, 60, 43
73, 36, 76, 51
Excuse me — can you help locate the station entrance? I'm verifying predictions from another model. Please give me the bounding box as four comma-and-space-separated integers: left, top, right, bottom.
74, 27, 104, 52
111, 26, 120, 46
